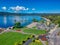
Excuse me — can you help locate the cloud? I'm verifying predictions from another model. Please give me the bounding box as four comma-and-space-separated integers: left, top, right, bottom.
2, 7, 7, 10
1, 6, 36, 13
25, 8, 29, 10
32, 8, 35, 10
10, 6, 29, 12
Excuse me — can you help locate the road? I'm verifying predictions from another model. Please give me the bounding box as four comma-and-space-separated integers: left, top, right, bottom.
48, 28, 60, 45
56, 36, 60, 45
49, 24, 59, 34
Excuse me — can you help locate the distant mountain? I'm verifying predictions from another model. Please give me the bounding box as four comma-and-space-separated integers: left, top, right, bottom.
0, 12, 60, 16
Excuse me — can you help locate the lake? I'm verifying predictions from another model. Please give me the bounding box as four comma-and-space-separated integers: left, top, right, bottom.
0, 15, 42, 28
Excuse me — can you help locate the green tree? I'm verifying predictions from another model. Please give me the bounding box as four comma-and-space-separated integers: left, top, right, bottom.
14, 22, 21, 28
40, 20, 45, 23
32, 18, 38, 22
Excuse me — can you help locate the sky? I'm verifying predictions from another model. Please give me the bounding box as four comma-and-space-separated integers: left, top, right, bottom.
0, 0, 60, 13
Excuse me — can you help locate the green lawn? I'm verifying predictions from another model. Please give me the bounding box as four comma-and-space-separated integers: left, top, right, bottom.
0, 28, 46, 45
29, 42, 43, 45
13, 28, 46, 35
0, 32, 30, 45
22, 28, 46, 35
12, 28, 21, 30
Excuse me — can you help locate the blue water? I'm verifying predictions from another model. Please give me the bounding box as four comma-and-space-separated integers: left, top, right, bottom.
0, 15, 42, 28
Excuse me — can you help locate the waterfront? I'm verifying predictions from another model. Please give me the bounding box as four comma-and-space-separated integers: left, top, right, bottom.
0, 15, 42, 28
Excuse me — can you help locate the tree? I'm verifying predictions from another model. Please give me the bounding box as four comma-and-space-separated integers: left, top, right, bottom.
40, 20, 45, 23
14, 22, 21, 28
22, 41, 26, 44
33, 40, 35, 42
32, 18, 38, 22
27, 38, 30, 40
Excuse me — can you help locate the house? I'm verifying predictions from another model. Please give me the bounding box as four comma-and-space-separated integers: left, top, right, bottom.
49, 23, 55, 29
0, 28, 4, 33
38, 34, 47, 41
36, 23, 56, 31
36, 23, 49, 30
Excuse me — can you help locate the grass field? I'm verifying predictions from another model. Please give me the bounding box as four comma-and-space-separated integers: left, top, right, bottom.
29, 42, 43, 45
0, 27, 46, 45
22, 28, 46, 35
0, 32, 30, 45
12, 28, 21, 30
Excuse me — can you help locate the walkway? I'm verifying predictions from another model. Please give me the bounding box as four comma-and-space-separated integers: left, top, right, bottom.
23, 38, 33, 45
27, 22, 38, 28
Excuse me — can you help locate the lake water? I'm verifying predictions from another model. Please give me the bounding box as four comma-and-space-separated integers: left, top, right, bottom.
0, 15, 42, 28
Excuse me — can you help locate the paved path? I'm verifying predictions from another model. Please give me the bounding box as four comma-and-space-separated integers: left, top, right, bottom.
27, 22, 38, 28
23, 39, 32, 45
42, 17, 50, 22
0, 30, 10, 34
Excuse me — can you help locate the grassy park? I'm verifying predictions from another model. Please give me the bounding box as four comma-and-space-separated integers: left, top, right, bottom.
0, 27, 46, 45
0, 32, 30, 45
22, 28, 46, 35
0, 19, 47, 45
29, 42, 43, 45
0, 31, 45, 45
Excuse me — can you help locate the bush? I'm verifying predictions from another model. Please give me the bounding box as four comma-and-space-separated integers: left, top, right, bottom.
14, 22, 21, 28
